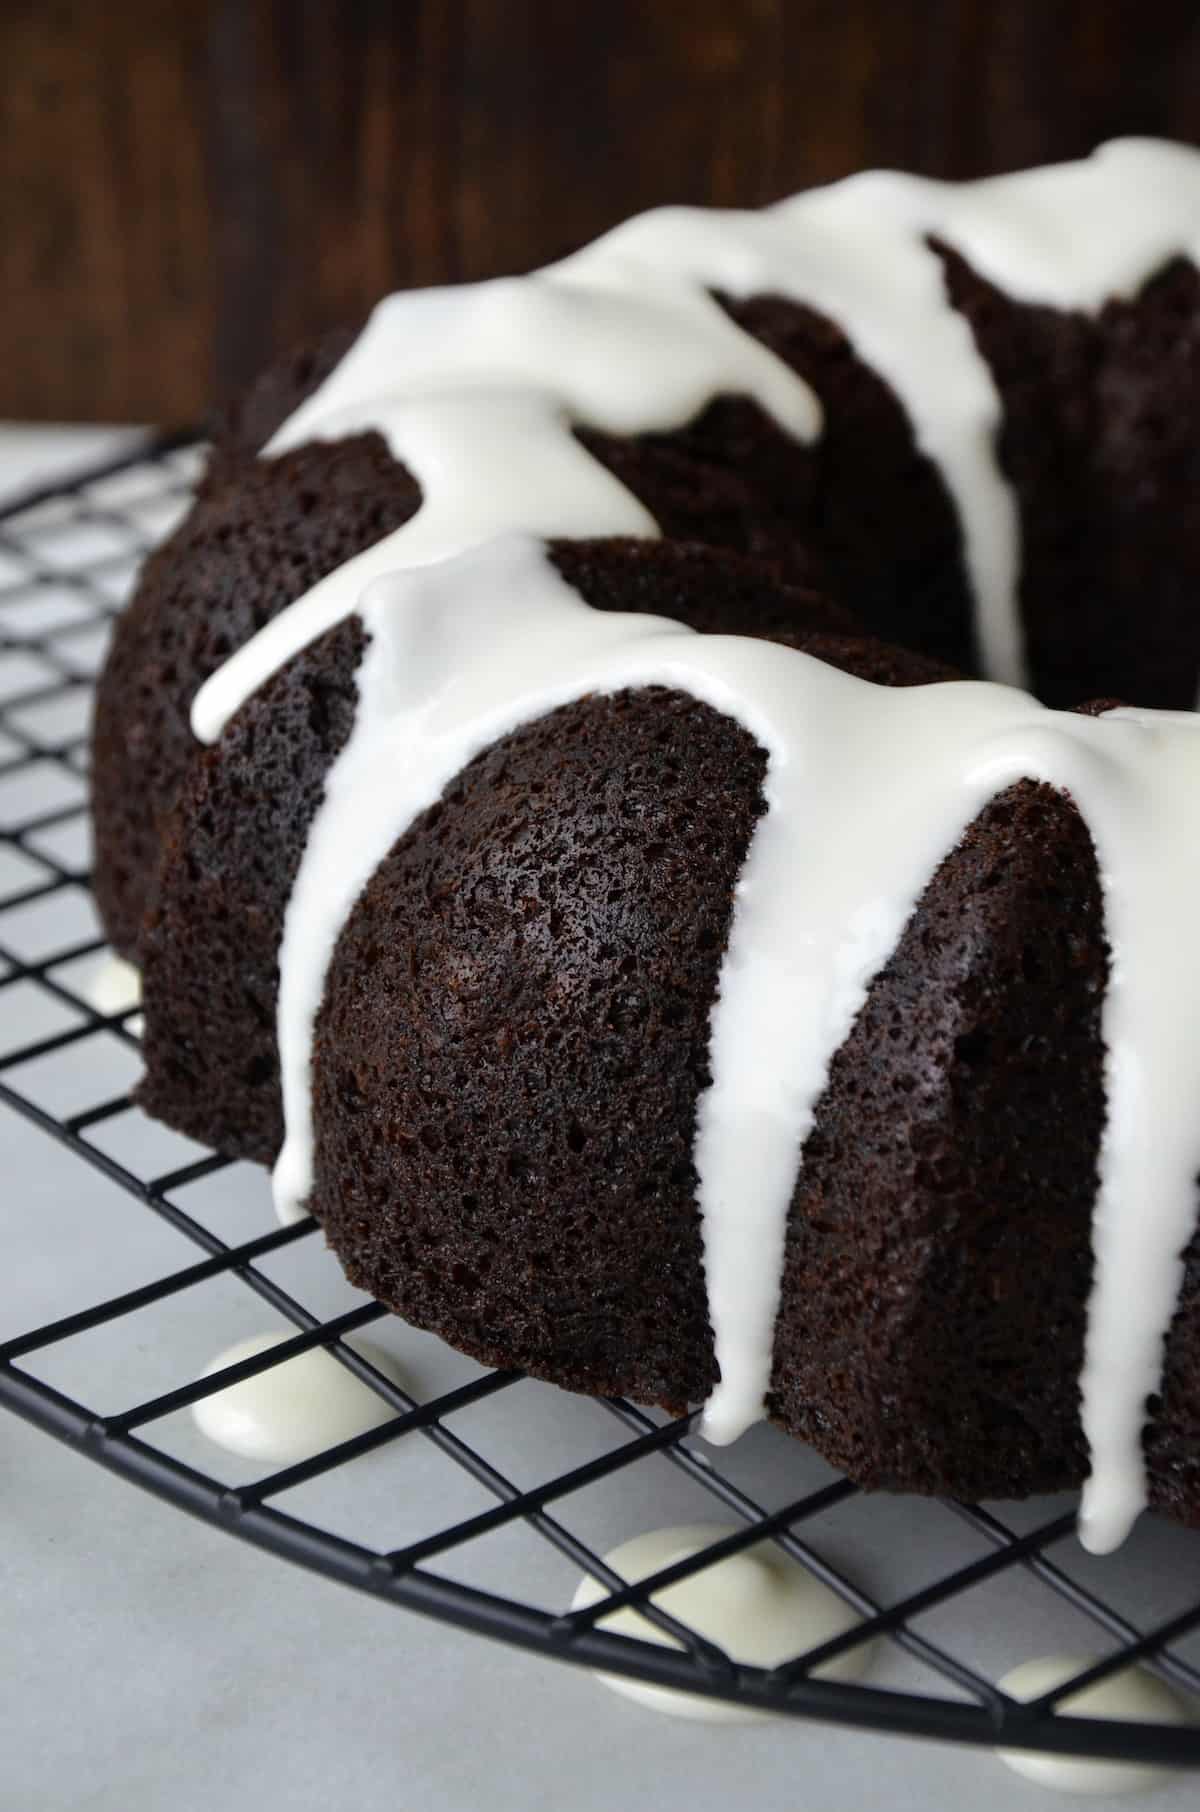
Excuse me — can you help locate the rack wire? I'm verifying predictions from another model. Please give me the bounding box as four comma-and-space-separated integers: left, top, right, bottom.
1, 435, 1200, 1767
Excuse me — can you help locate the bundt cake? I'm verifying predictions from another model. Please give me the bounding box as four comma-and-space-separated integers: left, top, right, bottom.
91, 139, 1200, 1554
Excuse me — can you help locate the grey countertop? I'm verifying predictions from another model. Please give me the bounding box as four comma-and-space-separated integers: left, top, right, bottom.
2, 427, 1198, 1812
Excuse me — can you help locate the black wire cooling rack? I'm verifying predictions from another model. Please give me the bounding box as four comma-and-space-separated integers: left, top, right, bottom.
2, 435, 1200, 1770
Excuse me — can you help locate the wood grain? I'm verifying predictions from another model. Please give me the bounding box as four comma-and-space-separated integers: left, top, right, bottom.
3, 0, 1199, 422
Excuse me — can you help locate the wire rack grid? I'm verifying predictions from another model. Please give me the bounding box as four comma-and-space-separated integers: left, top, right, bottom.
1, 435, 1200, 1768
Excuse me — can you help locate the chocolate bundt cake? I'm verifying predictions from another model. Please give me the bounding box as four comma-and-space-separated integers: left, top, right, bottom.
92, 139, 1200, 1553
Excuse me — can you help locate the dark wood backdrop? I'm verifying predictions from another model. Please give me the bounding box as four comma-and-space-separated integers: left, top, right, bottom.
4, 0, 1200, 423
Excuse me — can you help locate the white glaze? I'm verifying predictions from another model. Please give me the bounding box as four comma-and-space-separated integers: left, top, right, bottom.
273, 1179, 312, 1229
86, 953, 142, 1019
192, 278, 817, 740
193, 136, 1200, 743
569, 1523, 872, 1721
192, 1331, 405, 1464
997, 1655, 1192, 1796
186, 140, 1200, 1552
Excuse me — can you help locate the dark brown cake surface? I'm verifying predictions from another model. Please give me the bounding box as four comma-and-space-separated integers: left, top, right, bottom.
92, 433, 418, 958
938, 247, 1200, 710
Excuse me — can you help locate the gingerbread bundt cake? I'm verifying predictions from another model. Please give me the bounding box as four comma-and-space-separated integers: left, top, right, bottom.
92, 140, 1200, 1552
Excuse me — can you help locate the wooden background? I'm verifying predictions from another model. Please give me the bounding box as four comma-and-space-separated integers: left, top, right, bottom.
4, 0, 1200, 424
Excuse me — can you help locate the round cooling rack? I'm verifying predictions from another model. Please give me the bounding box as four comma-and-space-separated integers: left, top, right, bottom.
2, 437, 1200, 1769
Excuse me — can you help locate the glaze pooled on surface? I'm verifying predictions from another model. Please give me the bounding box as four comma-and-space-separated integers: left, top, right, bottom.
997, 1655, 1193, 1796
570, 1522, 871, 1721
192, 1331, 405, 1464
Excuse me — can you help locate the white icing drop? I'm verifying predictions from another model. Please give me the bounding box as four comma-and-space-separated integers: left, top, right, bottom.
184, 140, 1200, 1552
273, 1187, 312, 1229
86, 953, 142, 1019
997, 1655, 1193, 1795
192, 1331, 404, 1463
570, 1522, 872, 1721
